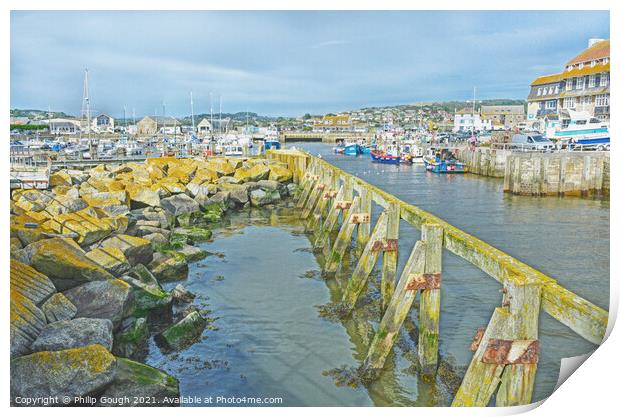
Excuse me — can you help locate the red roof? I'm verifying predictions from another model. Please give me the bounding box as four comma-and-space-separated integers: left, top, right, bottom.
566, 40, 610, 66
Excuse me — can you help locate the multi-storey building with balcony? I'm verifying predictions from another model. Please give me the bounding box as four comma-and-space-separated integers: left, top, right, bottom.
527, 38, 610, 131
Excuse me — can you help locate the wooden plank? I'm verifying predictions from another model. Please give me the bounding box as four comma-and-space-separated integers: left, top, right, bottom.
452, 308, 511, 407
418, 223, 443, 375
361, 241, 426, 374
341, 212, 389, 310
357, 187, 372, 248
381, 202, 400, 311
301, 181, 323, 219
325, 197, 361, 273
495, 281, 541, 406
313, 185, 344, 249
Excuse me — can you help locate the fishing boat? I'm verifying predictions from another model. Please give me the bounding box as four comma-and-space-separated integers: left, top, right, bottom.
264, 131, 281, 150
370, 144, 401, 164
333, 146, 345, 154
423, 154, 467, 173
343, 142, 363, 156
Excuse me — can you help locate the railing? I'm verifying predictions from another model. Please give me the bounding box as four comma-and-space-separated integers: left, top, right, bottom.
267, 149, 608, 407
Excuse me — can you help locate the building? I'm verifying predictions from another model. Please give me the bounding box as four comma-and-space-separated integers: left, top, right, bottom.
10, 117, 29, 125
480, 105, 525, 129
560, 39, 609, 120
313, 115, 351, 132
196, 118, 212, 136
527, 38, 610, 130
452, 109, 492, 133
137, 116, 181, 135
526, 73, 563, 127
91, 114, 115, 132
48, 118, 82, 134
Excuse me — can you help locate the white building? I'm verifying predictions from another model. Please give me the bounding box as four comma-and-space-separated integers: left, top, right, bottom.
452, 109, 492, 133
48, 118, 82, 134
91, 114, 115, 132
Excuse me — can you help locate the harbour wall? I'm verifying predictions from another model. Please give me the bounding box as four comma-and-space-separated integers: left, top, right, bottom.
457, 147, 507, 178
459, 148, 610, 197
503, 151, 610, 197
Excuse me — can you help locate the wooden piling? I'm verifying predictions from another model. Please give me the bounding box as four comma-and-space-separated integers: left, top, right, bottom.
314, 185, 344, 249
357, 188, 372, 248
361, 241, 426, 373
325, 197, 361, 273
418, 223, 443, 375
341, 212, 388, 310
381, 203, 400, 311
452, 307, 512, 406
495, 281, 542, 406
301, 179, 323, 219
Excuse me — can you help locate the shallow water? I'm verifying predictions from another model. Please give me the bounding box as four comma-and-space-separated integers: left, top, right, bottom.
145, 144, 609, 406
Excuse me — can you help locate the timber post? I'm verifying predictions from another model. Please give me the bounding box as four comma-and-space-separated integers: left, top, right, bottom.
381, 202, 400, 311
325, 196, 361, 273
357, 187, 372, 250
418, 223, 443, 375
361, 240, 426, 375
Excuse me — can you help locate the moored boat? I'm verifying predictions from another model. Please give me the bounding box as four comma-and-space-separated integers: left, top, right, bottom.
370, 148, 400, 164
423, 156, 467, 173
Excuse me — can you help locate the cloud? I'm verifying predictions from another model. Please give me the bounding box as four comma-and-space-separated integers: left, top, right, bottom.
10, 10, 610, 117
311, 40, 352, 49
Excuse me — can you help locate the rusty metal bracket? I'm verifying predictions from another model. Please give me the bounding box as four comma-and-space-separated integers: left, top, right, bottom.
469, 327, 486, 352
482, 339, 539, 365
371, 239, 398, 252
323, 190, 337, 199
334, 200, 352, 210
350, 213, 370, 224
305, 173, 319, 181
316, 183, 326, 191
405, 273, 442, 291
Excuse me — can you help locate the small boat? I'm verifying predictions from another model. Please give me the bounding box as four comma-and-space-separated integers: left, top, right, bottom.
264, 131, 281, 150
423, 156, 467, 173
343, 142, 362, 156
370, 148, 400, 164
333, 146, 345, 154
224, 143, 244, 157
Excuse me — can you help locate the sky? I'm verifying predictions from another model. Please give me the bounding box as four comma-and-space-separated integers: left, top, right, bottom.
10, 10, 610, 118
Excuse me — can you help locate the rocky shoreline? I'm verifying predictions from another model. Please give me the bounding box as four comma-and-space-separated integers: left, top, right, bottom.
10, 155, 296, 406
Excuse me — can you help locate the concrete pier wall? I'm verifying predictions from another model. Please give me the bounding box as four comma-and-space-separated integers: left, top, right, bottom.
458, 148, 508, 178
503, 152, 610, 197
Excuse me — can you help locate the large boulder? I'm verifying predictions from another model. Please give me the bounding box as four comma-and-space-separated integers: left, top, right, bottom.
63, 279, 133, 328
49, 170, 73, 187
234, 164, 270, 183
125, 184, 161, 209
86, 247, 132, 276
156, 311, 207, 351
99, 358, 179, 406
160, 194, 200, 217
10, 290, 47, 358
41, 209, 116, 246
10, 344, 117, 403
31, 318, 114, 352
10, 260, 56, 306
177, 244, 208, 262
113, 317, 149, 359
16, 238, 114, 291
268, 164, 293, 182
147, 252, 189, 282
100, 234, 153, 266
250, 188, 281, 206
41, 293, 77, 323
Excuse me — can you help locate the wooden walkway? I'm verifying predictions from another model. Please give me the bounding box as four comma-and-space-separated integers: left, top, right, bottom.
267, 149, 608, 407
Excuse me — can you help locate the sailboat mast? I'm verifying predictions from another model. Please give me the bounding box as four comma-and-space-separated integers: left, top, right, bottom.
219, 95, 222, 135
190, 91, 195, 133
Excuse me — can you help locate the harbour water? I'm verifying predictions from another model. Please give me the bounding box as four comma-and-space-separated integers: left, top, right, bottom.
146, 143, 609, 406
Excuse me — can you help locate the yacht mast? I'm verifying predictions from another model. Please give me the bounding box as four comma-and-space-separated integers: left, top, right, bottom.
190, 91, 195, 133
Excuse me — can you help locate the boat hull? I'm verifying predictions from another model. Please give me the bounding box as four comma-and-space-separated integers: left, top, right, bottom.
370, 150, 400, 164
424, 158, 467, 173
